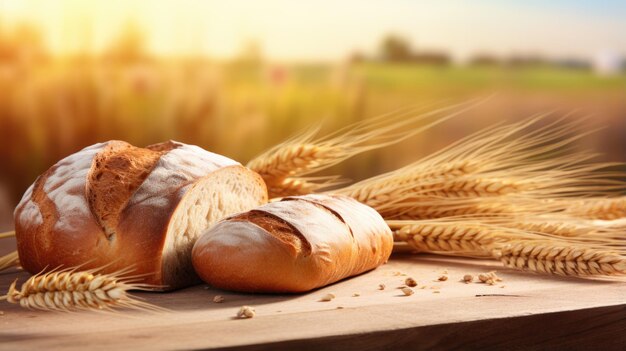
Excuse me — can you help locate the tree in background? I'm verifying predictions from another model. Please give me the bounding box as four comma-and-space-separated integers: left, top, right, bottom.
379, 34, 413, 62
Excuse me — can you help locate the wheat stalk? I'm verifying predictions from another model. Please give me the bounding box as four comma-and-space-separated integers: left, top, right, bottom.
566, 197, 626, 220
335, 115, 625, 219
248, 99, 487, 198
0, 251, 19, 272
492, 240, 626, 278
0, 230, 15, 239
0, 267, 164, 312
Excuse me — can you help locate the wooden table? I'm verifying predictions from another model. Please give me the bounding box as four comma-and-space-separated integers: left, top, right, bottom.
0, 247, 624, 350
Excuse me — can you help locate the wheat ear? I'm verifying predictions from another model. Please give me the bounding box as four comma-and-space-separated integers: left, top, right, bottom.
565, 197, 626, 220
389, 220, 500, 257
336, 115, 625, 219
248, 98, 487, 198
492, 240, 626, 278
505, 215, 626, 239
265, 176, 347, 199
0, 251, 19, 272
0, 230, 15, 239
0, 267, 164, 312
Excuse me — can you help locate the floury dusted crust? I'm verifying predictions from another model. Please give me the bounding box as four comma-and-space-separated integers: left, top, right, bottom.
192, 194, 393, 293
14, 140, 267, 290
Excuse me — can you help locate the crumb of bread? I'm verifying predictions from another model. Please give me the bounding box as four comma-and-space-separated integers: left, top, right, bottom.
438, 275, 448, 281
237, 306, 255, 319
213, 295, 224, 303
352, 293, 360, 297
405, 277, 418, 287
378, 284, 386, 290
479, 272, 502, 285
320, 293, 336, 302
462, 274, 473, 283
401, 287, 414, 296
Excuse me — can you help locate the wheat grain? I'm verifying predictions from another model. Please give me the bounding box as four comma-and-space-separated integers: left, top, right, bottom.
0, 251, 19, 272
566, 197, 626, 220
0, 267, 163, 312
493, 241, 626, 278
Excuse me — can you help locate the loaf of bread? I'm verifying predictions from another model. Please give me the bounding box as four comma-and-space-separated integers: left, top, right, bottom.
192, 194, 393, 292
14, 140, 267, 290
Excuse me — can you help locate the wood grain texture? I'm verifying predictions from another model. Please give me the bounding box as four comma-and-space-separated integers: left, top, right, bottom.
0, 248, 624, 351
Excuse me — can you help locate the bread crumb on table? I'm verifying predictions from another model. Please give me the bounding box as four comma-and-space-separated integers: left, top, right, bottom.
352, 293, 360, 297
479, 272, 502, 285
438, 275, 448, 281
213, 295, 224, 303
462, 274, 473, 283
237, 306, 255, 319
320, 293, 336, 302
378, 284, 386, 290
401, 287, 414, 296
405, 277, 418, 287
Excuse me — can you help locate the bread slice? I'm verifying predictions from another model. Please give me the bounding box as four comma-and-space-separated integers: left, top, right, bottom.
14, 140, 267, 290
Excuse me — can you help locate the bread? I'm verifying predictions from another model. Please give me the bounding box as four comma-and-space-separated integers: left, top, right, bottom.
191, 194, 393, 292
14, 140, 268, 290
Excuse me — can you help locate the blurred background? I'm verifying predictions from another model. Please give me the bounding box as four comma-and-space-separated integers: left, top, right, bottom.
1, 0, 625, 231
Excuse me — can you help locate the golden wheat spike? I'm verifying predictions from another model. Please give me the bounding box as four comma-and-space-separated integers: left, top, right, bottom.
565, 197, 626, 220
248, 98, 488, 198
389, 220, 500, 257
0, 251, 19, 272
492, 240, 626, 278
335, 115, 625, 219
0, 267, 166, 313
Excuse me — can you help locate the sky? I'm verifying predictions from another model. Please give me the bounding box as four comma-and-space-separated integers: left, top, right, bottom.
1, 0, 626, 62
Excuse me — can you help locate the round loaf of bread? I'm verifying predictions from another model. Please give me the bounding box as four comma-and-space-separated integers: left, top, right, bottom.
14, 140, 267, 290
191, 194, 393, 293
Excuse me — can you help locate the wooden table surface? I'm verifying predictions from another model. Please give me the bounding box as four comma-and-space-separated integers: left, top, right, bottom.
0, 246, 624, 350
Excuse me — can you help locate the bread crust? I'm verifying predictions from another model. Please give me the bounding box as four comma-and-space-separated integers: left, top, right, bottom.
14, 140, 267, 290
192, 194, 393, 293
